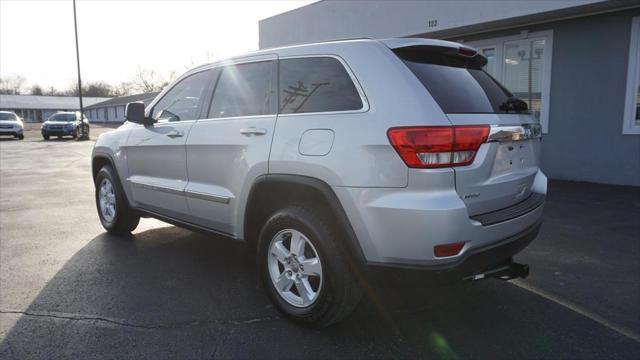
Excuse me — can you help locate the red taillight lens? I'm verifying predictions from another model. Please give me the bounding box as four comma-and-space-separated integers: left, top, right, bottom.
434, 242, 466, 257
387, 126, 489, 168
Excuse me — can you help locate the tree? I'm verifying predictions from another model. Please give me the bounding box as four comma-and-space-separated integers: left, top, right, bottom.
45, 86, 63, 96
0, 75, 26, 95
30, 84, 44, 95
66, 81, 114, 97
112, 82, 133, 97
130, 68, 176, 93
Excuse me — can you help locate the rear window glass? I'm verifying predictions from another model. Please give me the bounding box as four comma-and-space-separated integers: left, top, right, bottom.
395, 46, 528, 114
279, 57, 363, 114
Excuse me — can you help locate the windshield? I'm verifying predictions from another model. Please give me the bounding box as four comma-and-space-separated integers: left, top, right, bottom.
49, 113, 77, 122
0, 112, 18, 121
394, 46, 529, 114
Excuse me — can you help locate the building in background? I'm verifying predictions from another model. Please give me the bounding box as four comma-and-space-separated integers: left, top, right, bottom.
0, 94, 110, 122
85, 92, 159, 123
260, 0, 640, 186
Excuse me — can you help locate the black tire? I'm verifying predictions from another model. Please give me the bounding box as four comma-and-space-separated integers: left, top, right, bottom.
57, 135, 62, 139
18, 134, 24, 140
43, 134, 49, 140
72, 128, 78, 139
95, 164, 140, 235
257, 206, 362, 328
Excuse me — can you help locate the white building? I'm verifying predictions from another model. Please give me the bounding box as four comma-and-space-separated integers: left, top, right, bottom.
85, 92, 158, 123
0, 94, 110, 122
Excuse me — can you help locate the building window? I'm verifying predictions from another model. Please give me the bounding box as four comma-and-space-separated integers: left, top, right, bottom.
114, 106, 117, 118
104, 108, 108, 121
467, 30, 553, 133
623, 16, 640, 135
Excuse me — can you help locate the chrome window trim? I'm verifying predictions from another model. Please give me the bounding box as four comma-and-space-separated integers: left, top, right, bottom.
196, 114, 275, 124
276, 54, 370, 117
487, 124, 542, 142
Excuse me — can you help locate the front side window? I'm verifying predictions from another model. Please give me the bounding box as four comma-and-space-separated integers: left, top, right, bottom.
153, 70, 212, 122
279, 57, 363, 114
209, 61, 273, 118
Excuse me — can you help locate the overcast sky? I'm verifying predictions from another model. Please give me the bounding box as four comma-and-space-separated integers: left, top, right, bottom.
0, 0, 311, 90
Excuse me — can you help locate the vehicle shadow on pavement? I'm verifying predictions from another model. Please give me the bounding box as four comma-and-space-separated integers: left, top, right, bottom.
1, 226, 638, 359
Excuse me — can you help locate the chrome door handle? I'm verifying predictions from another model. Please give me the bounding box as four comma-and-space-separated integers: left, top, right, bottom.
166, 130, 184, 138
239, 127, 267, 136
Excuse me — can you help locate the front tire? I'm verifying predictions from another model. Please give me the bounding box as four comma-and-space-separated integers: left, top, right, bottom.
43, 134, 49, 140
18, 134, 24, 140
257, 206, 361, 328
95, 165, 140, 235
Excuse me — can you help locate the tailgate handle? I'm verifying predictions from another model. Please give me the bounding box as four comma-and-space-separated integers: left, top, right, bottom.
488, 124, 541, 142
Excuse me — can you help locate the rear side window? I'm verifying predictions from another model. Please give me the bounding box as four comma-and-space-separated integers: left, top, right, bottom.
395, 46, 527, 114
209, 61, 273, 118
279, 57, 363, 114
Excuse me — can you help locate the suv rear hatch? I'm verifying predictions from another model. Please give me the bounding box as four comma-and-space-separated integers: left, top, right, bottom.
392, 43, 542, 216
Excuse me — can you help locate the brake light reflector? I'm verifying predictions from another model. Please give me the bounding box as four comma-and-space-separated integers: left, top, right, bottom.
387, 126, 489, 168
434, 242, 466, 257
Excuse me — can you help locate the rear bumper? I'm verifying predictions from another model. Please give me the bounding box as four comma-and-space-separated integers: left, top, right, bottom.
332, 169, 547, 266
366, 222, 540, 286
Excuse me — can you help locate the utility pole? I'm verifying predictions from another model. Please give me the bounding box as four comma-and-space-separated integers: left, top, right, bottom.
73, 0, 88, 140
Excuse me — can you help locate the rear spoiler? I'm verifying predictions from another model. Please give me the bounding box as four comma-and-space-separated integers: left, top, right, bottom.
380, 38, 487, 68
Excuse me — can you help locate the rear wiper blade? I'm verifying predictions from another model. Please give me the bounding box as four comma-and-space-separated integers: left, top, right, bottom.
499, 97, 528, 113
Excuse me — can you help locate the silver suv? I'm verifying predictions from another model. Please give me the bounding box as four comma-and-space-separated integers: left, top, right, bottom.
91, 38, 546, 327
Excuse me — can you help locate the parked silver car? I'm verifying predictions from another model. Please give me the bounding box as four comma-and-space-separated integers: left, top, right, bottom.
0, 111, 24, 140
41, 111, 89, 140
91, 38, 546, 327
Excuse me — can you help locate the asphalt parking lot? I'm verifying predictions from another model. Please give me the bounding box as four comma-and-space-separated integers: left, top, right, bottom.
1, 126, 639, 359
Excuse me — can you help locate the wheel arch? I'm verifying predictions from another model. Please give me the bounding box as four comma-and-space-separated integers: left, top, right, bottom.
92, 153, 134, 209
243, 174, 366, 268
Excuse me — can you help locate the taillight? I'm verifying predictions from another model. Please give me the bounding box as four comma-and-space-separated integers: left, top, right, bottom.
387, 125, 489, 168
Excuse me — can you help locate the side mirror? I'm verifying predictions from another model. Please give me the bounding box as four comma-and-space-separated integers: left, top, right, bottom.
125, 102, 153, 125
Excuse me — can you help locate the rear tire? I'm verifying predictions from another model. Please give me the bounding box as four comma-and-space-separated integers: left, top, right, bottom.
95, 165, 140, 235
257, 206, 361, 328
18, 134, 24, 140
43, 134, 49, 140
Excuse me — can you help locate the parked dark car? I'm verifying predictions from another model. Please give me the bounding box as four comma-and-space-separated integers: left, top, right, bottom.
41, 112, 89, 140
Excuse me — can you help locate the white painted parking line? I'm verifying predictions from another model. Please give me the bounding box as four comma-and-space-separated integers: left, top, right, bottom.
511, 279, 640, 343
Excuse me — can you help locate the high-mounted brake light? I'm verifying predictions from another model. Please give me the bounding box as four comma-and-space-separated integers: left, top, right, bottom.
458, 47, 477, 57
387, 126, 489, 168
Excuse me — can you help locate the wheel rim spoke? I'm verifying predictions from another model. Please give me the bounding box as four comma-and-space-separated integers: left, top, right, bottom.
295, 278, 314, 305
301, 258, 322, 277
271, 242, 289, 264
289, 231, 305, 257
275, 273, 293, 292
